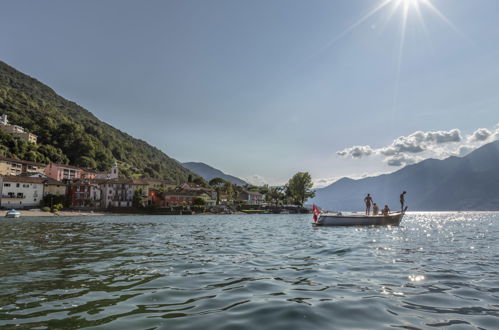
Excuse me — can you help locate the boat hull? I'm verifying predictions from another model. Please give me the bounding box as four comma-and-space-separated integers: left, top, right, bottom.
315, 212, 404, 226
5, 211, 21, 218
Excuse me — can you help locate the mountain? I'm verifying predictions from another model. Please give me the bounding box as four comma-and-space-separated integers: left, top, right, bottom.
182, 162, 247, 186
0, 61, 194, 183
312, 140, 499, 211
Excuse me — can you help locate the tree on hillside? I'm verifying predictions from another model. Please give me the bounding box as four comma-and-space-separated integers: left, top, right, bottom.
193, 176, 207, 187
287, 172, 315, 206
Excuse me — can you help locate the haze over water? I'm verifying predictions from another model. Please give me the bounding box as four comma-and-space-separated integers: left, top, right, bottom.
1, 213, 498, 329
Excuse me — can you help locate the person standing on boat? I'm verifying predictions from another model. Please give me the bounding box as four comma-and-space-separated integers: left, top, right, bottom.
382, 205, 390, 216
364, 193, 373, 215
400, 191, 407, 211
373, 203, 379, 215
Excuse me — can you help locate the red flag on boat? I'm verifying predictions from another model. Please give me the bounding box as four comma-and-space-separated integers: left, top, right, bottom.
313, 204, 320, 223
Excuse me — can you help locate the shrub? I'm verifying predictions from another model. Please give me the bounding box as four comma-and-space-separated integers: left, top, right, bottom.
41, 206, 51, 212
52, 203, 63, 212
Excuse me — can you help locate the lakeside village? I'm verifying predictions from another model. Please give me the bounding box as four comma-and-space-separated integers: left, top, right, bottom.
0, 115, 312, 215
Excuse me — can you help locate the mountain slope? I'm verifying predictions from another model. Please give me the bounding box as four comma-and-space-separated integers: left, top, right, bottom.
312, 140, 499, 211
0, 61, 193, 182
182, 162, 247, 185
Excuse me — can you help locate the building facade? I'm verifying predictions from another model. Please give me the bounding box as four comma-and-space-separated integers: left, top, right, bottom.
0, 176, 44, 208
94, 162, 119, 179
69, 180, 102, 208
0, 114, 38, 144
45, 163, 85, 181
44, 179, 68, 197
0, 157, 47, 176
100, 179, 149, 208
237, 190, 265, 206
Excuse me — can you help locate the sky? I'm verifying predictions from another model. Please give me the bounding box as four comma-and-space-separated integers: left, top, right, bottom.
1, 0, 499, 186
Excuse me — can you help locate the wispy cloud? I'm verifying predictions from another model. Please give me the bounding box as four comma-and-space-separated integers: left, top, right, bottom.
337, 124, 499, 167
244, 174, 268, 186
313, 171, 389, 188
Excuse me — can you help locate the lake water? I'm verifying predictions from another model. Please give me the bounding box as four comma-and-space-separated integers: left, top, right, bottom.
1, 212, 498, 329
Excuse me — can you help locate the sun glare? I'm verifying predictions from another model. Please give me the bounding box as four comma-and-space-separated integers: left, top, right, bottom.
315, 0, 466, 117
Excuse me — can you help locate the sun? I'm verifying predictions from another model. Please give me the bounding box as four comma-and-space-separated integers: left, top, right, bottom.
315, 0, 462, 113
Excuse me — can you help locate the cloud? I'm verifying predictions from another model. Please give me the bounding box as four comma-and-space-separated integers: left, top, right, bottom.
335, 126, 498, 167
336, 145, 373, 158
384, 154, 422, 167
313, 171, 389, 188
244, 174, 268, 186
457, 145, 473, 156
470, 128, 491, 142
379, 129, 461, 156
425, 129, 462, 143
313, 177, 340, 188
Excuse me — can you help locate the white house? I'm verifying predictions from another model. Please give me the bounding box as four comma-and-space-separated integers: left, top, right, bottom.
99, 178, 148, 208
0, 176, 44, 208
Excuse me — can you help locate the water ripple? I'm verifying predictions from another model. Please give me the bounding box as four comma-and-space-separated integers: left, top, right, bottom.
1, 212, 498, 329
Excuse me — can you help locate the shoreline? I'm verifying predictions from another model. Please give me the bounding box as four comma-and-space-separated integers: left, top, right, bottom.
4, 210, 249, 217
6, 210, 110, 217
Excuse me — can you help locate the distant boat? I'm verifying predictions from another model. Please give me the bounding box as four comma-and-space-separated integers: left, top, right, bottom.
5, 209, 21, 218
314, 211, 405, 226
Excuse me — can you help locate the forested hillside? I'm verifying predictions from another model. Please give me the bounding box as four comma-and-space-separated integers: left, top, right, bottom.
0, 61, 193, 182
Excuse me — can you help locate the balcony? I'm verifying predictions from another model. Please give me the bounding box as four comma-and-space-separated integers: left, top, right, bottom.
2, 194, 24, 199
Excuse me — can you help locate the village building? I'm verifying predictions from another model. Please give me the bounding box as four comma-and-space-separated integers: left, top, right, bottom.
0, 176, 44, 208
154, 188, 216, 207
0, 114, 38, 144
69, 180, 102, 208
43, 178, 68, 197
44, 163, 86, 181
237, 190, 265, 206
0, 157, 47, 176
100, 178, 149, 208
93, 162, 120, 179
159, 189, 199, 207
180, 182, 206, 191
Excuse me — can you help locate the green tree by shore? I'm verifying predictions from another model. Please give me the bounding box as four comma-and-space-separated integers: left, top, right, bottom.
287, 172, 315, 206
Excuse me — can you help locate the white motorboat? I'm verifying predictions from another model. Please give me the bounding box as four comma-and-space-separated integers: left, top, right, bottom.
5, 209, 21, 218
314, 211, 405, 226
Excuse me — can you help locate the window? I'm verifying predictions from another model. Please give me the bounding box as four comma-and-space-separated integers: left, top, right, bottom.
3, 183, 10, 187
16, 183, 20, 188
23, 184, 29, 188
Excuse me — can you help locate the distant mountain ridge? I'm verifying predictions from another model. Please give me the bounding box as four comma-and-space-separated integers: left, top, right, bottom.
0, 60, 194, 182
311, 140, 499, 211
182, 162, 247, 186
